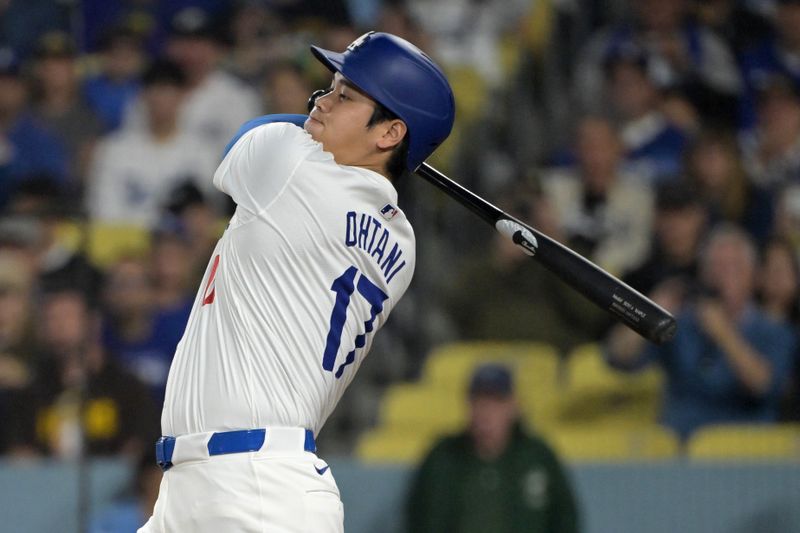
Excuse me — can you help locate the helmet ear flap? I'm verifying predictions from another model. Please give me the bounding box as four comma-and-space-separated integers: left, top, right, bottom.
307, 88, 332, 113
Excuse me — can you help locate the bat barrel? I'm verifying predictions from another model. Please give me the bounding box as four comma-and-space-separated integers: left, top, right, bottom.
415, 163, 677, 345
522, 225, 677, 344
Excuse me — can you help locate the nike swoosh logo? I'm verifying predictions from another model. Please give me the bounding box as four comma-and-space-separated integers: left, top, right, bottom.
315, 465, 330, 475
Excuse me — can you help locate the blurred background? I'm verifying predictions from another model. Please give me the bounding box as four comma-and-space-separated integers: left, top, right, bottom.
0, 0, 799, 532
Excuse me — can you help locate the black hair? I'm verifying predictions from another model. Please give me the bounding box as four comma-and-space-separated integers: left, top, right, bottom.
367, 102, 410, 181
142, 59, 187, 88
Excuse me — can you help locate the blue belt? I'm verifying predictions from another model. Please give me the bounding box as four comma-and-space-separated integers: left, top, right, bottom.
156, 428, 316, 472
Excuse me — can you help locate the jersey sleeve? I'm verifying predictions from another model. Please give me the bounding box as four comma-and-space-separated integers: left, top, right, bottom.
213, 116, 318, 213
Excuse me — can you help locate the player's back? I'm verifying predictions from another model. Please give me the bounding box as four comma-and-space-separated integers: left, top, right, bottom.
161, 121, 415, 437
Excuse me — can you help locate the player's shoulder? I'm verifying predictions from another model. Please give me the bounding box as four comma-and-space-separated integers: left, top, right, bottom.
224, 115, 322, 161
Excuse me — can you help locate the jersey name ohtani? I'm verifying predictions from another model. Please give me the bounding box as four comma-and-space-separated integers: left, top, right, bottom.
344, 211, 407, 283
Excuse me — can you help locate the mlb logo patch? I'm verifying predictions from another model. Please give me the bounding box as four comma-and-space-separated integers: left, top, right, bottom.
380, 203, 399, 221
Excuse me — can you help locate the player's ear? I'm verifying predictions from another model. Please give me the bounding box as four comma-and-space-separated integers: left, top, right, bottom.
376, 119, 407, 151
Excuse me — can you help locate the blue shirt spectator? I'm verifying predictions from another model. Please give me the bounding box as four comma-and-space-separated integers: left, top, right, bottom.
102, 302, 190, 406
738, 0, 800, 131
0, 113, 69, 206
637, 305, 796, 439
606, 224, 798, 440
0, 47, 69, 206
84, 74, 141, 133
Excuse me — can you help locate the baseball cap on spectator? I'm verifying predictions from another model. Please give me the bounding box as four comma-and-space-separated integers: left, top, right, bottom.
468, 363, 514, 398
33, 31, 77, 59
0, 47, 20, 77
164, 181, 207, 215
169, 7, 225, 43
141, 59, 187, 88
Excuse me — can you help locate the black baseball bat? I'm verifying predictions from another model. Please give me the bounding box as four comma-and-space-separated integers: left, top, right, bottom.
415, 163, 677, 345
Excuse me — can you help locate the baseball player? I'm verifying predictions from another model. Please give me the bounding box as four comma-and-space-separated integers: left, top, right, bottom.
138, 32, 455, 532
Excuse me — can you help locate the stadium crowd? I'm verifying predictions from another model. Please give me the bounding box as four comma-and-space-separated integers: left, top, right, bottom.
0, 0, 798, 464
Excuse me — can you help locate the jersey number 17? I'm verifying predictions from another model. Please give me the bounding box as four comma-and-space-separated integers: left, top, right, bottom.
322, 266, 388, 379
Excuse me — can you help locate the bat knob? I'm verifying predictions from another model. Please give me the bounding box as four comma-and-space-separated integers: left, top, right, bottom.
652, 316, 678, 344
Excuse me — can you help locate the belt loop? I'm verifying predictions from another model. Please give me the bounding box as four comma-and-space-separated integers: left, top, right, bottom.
155, 436, 175, 472
304, 429, 316, 453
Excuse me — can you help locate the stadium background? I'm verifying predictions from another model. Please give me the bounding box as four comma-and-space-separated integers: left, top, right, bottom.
0, 0, 799, 531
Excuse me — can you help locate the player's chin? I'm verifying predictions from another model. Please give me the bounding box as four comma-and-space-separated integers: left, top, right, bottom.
304, 116, 322, 137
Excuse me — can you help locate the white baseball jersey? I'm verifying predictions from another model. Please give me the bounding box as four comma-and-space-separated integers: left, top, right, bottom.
161, 121, 415, 437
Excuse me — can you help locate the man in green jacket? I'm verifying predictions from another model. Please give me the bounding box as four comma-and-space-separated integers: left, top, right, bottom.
406, 363, 580, 533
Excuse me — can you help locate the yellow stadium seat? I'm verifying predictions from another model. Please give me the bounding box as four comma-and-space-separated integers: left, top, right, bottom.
543, 426, 680, 462
556, 343, 664, 427
687, 424, 800, 461
516, 355, 563, 430
379, 383, 466, 432
423, 341, 561, 393
356, 426, 445, 464
56, 222, 151, 268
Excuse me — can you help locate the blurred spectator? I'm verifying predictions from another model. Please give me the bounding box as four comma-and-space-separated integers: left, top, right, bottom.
0, 214, 45, 272
541, 116, 654, 276
685, 129, 774, 243
83, 26, 147, 132
6, 177, 104, 300
757, 236, 800, 421
16, 288, 159, 458
574, 0, 741, 127
738, 0, 800, 130
375, 1, 432, 52
741, 75, 800, 192
0, 250, 37, 457
87, 59, 218, 229
101, 256, 184, 405
757, 236, 800, 324
406, 363, 580, 533
261, 60, 314, 115
405, 0, 536, 87
606, 224, 798, 440
445, 181, 611, 352
691, 0, 773, 54
163, 181, 221, 275
225, 3, 288, 86
79, 0, 232, 55
0, 0, 70, 58
89, 449, 162, 533
774, 183, 800, 249
0, 250, 36, 378
124, 7, 261, 155
29, 31, 102, 188
603, 44, 690, 183
0, 46, 68, 208
149, 216, 195, 320
623, 181, 707, 295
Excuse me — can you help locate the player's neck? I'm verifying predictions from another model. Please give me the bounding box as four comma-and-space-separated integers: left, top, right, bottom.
357, 162, 392, 182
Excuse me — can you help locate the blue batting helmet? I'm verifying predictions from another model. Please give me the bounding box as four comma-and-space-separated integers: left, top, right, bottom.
310, 31, 455, 172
